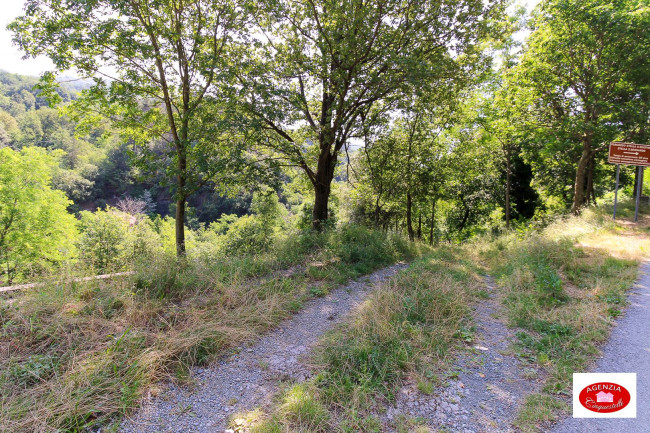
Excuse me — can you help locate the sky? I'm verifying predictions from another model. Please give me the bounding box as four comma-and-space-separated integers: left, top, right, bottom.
0, 0, 55, 76
0, 0, 542, 78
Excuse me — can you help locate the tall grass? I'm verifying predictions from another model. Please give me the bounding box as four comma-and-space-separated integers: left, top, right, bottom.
477, 202, 648, 432
0, 225, 421, 433
243, 247, 482, 432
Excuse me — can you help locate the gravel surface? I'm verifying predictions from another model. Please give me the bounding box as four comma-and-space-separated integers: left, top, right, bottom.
382, 275, 541, 433
120, 262, 408, 433
551, 262, 650, 433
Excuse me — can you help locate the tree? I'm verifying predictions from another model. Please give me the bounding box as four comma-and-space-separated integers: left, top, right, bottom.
0, 147, 77, 283
515, 0, 650, 214
11, 0, 248, 255
242, 0, 503, 230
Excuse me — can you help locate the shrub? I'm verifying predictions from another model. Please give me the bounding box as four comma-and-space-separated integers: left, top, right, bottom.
217, 190, 285, 256
219, 214, 275, 255
329, 225, 412, 272
78, 208, 164, 272
78, 208, 129, 271
0, 146, 78, 283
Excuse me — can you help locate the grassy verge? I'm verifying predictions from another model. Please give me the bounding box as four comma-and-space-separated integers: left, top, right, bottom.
0, 225, 425, 433
236, 246, 483, 432
478, 204, 650, 432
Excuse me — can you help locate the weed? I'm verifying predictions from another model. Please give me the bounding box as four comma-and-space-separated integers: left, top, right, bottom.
417, 380, 435, 395
279, 384, 330, 432
514, 394, 567, 433
478, 203, 647, 432
0, 225, 422, 432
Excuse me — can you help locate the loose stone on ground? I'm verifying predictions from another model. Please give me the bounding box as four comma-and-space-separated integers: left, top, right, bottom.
382, 275, 542, 433
120, 263, 407, 433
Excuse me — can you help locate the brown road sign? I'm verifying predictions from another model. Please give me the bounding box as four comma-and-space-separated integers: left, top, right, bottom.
609, 142, 650, 166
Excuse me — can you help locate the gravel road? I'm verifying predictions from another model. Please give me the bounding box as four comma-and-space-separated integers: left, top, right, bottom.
120, 262, 407, 433
551, 262, 650, 433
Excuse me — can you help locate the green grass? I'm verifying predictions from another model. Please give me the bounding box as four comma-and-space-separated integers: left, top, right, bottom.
0, 225, 423, 433
514, 394, 568, 433
240, 246, 482, 432
478, 206, 647, 431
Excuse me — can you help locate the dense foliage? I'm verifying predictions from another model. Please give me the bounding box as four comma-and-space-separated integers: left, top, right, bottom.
1, 1, 649, 431
0, 147, 76, 282
0, 0, 648, 278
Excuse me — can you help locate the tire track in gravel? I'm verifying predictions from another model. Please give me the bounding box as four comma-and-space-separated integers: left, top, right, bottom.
383, 275, 541, 433
120, 262, 408, 433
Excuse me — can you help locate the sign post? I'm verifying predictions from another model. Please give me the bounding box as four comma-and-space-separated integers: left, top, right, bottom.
608, 142, 650, 222
613, 164, 620, 220
635, 166, 644, 222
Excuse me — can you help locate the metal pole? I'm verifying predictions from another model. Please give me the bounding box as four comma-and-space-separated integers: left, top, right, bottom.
634, 165, 643, 222
613, 164, 620, 220
642, 166, 645, 192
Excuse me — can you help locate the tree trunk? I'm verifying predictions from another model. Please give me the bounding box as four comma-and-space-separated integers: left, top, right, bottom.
374, 194, 382, 227
406, 191, 414, 241
313, 186, 330, 230
175, 195, 186, 256
586, 155, 595, 206
505, 144, 511, 227
417, 214, 422, 239
175, 140, 187, 256
429, 198, 436, 247
571, 137, 592, 215
311, 149, 337, 231
458, 195, 470, 232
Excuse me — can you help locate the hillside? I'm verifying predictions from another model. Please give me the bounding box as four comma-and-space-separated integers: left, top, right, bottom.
1, 201, 648, 432
0, 70, 257, 223
1, 0, 649, 432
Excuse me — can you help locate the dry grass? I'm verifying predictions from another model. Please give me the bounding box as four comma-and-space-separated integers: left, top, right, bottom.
238, 246, 483, 432
476, 201, 648, 432
0, 226, 423, 433
1, 269, 307, 432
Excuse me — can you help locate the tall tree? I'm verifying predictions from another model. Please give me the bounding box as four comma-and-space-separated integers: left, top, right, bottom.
515, 0, 650, 214
11, 0, 246, 255
0, 147, 77, 283
241, 0, 503, 230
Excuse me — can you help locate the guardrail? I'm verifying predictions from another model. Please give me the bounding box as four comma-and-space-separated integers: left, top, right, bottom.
0, 271, 135, 294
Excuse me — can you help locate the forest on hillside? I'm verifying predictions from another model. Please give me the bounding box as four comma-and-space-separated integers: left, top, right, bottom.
1, 0, 649, 285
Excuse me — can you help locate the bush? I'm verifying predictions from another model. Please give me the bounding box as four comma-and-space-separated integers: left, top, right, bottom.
78, 208, 163, 272
215, 190, 286, 256
329, 225, 412, 272
0, 147, 77, 283
219, 214, 275, 255
78, 209, 128, 272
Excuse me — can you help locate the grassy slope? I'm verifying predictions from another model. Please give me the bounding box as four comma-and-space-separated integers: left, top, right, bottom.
237, 246, 483, 433
478, 202, 650, 432
235, 201, 650, 433
0, 226, 426, 433
3, 202, 648, 433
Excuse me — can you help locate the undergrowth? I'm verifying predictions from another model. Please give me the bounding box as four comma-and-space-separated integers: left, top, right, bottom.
239, 246, 482, 432
478, 204, 649, 432
0, 225, 423, 433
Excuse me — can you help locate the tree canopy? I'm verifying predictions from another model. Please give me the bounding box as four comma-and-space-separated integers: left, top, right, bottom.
239, 0, 504, 229
11, 0, 255, 255
0, 147, 77, 283
2, 0, 648, 270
